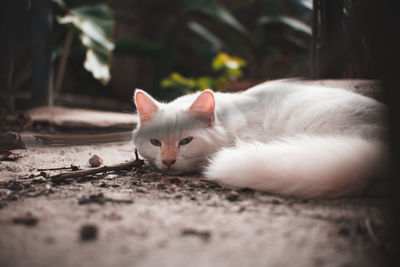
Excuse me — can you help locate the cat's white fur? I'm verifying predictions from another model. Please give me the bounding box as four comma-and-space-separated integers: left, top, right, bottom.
132, 80, 387, 198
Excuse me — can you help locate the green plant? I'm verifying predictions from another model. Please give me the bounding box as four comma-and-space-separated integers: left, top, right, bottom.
161, 52, 246, 93
54, 0, 114, 84
154, 0, 312, 97
50, 0, 313, 100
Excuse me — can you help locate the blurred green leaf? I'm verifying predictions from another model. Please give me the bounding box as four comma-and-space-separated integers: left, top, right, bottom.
57, 4, 114, 83
196, 77, 215, 90
162, 52, 246, 93
257, 15, 312, 35
298, 0, 313, 10
84, 49, 110, 82
212, 52, 246, 79
54, 0, 67, 8
161, 72, 198, 92
181, 0, 251, 38
215, 75, 229, 91
187, 21, 225, 52
161, 72, 215, 93
59, 5, 114, 49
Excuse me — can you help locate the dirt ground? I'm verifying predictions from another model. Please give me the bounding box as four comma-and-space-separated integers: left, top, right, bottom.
0, 138, 396, 267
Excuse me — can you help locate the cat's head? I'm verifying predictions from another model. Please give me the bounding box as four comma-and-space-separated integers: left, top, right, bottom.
132, 89, 220, 174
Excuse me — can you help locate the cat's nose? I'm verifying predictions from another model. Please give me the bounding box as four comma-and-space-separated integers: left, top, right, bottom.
162, 159, 176, 167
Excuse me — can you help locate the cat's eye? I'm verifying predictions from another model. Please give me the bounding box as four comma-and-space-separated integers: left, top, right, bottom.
150, 139, 162, 147
179, 137, 193, 146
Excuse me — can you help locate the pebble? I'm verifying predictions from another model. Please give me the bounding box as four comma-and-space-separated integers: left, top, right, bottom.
226, 191, 240, 202
136, 188, 148, 193
181, 229, 211, 241
272, 199, 281, 205
105, 174, 118, 179
31, 177, 47, 184
174, 193, 183, 199
88, 155, 103, 167
80, 224, 98, 241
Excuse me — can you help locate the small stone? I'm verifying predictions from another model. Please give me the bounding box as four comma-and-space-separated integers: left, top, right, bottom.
168, 184, 179, 191
105, 174, 118, 179
80, 224, 98, 241
187, 182, 196, 188
7, 193, 19, 201
181, 229, 211, 241
166, 177, 184, 185
45, 184, 53, 192
239, 188, 254, 193
131, 180, 142, 186
271, 199, 281, 205
31, 177, 47, 184
156, 183, 166, 190
39, 171, 50, 178
88, 155, 103, 167
71, 164, 80, 171
232, 206, 246, 212
136, 188, 148, 193
174, 193, 183, 199
78, 193, 107, 205
226, 191, 240, 202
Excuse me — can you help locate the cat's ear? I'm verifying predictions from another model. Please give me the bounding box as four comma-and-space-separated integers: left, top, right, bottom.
188, 89, 215, 125
134, 89, 159, 125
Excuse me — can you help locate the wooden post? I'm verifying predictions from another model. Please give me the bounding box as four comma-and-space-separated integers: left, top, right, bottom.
32, 0, 53, 107
0, 0, 31, 113
311, 0, 344, 78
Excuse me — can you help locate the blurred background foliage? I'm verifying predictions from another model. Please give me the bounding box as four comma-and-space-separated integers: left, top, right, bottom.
54, 0, 114, 84
50, 0, 312, 104
162, 52, 247, 93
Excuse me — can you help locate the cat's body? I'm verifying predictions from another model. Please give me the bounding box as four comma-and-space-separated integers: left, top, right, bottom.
132, 80, 387, 197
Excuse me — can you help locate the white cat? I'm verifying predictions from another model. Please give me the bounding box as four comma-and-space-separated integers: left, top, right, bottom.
132, 80, 388, 197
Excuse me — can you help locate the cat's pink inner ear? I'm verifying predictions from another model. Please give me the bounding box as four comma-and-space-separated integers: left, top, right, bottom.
189, 90, 215, 116
135, 90, 159, 125
188, 90, 215, 125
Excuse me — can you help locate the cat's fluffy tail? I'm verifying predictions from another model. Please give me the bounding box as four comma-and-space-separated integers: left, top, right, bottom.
204, 135, 387, 198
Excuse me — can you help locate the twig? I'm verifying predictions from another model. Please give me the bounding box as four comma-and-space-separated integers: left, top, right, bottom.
135, 148, 139, 160
50, 158, 144, 183
38, 164, 79, 171
55, 26, 74, 95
